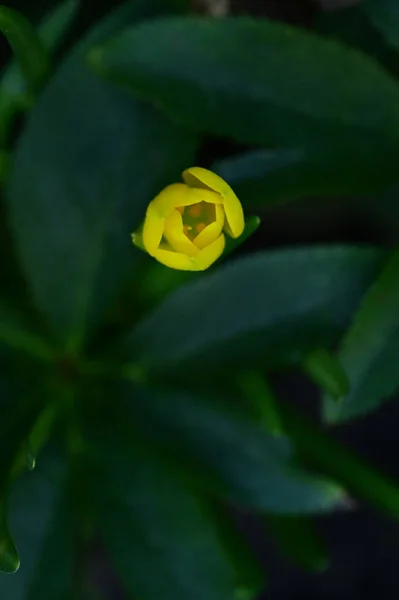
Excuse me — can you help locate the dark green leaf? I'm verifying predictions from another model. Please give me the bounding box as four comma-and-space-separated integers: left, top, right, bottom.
0, 0, 78, 147
364, 0, 399, 51
0, 302, 53, 362
238, 371, 284, 436
6, 0, 197, 353
90, 17, 399, 188
302, 348, 349, 401
123, 247, 384, 372
0, 506, 19, 573
281, 402, 399, 522
0, 376, 43, 496
0, 450, 75, 598
123, 383, 345, 514
222, 215, 261, 258
0, 7, 50, 96
213, 147, 397, 207
91, 425, 241, 600
323, 249, 399, 423
265, 515, 328, 572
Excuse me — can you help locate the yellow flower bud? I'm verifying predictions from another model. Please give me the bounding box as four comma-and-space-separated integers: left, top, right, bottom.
132, 167, 245, 271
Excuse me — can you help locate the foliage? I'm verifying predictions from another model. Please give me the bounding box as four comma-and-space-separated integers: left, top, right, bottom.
2, 0, 399, 598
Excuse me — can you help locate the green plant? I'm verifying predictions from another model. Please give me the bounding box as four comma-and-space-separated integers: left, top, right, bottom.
2, 0, 399, 598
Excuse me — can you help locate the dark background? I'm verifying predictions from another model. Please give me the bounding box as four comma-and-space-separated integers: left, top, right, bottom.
2, 0, 399, 598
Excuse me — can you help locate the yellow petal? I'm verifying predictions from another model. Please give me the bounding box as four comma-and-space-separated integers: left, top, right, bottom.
182, 167, 227, 193
163, 209, 199, 256
186, 187, 223, 204
142, 203, 164, 256
154, 234, 225, 271
183, 167, 244, 238
151, 182, 214, 216
193, 233, 225, 270
193, 204, 225, 250
154, 248, 196, 271
223, 189, 245, 238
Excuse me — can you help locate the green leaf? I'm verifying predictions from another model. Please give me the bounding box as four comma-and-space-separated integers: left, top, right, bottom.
0, 6, 50, 96
265, 515, 328, 572
0, 450, 75, 598
121, 383, 346, 514
6, 0, 197, 354
213, 147, 397, 207
302, 348, 349, 401
0, 0, 78, 147
90, 16, 399, 187
91, 425, 241, 600
0, 506, 19, 573
281, 402, 399, 522
222, 215, 261, 258
238, 371, 284, 436
323, 249, 399, 423
0, 376, 43, 496
0, 302, 53, 362
123, 247, 384, 372
364, 0, 399, 51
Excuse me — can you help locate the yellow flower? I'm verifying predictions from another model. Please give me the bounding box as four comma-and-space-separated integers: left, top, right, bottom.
132, 167, 245, 271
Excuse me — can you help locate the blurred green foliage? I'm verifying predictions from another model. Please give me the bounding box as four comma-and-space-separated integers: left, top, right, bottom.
2, 0, 399, 598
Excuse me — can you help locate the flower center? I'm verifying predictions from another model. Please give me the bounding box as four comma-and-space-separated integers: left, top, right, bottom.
176, 201, 216, 241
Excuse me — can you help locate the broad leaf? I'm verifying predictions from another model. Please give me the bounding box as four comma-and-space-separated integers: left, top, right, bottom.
6, 0, 197, 353
119, 383, 345, 514
123, 247, 383, 372
91, 16, 399, 190
91, 424, 243, 600
213, 148, 397, 207
323, 249, 399, 423
0, 450, 74, 598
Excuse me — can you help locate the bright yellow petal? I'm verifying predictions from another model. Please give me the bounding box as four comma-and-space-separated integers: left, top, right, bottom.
193, 204, 225, 250
163, 209, 199, 256
182, 167, 228, 194
154, 248, 197, 271
223, 189, 245, 238
192, 233, 225, 271
142, 203, 164, 256
151, 182, 212, 216
183, 167, 244, 238
186, 187, 223, 204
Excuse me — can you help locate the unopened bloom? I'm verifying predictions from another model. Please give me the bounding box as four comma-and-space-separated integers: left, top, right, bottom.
132, 167, 245, 271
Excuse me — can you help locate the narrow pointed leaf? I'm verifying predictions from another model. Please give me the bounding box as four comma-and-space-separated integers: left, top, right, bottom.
0, 0, 78, 148
323, 249, 399, 423
303, 348, 349, 400
123, 383, 346, 514
0, 450, 75, 599
282, 402, 399, 522
0, 7, 50, 95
